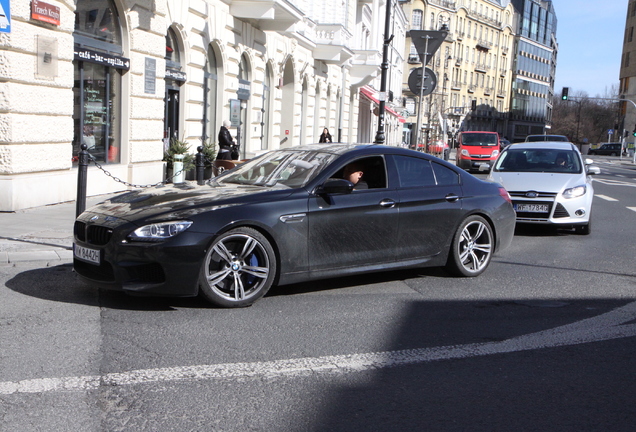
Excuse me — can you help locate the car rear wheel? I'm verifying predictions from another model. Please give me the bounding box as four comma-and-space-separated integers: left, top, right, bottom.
446, 215, 493, 277
199, 227, 276, 307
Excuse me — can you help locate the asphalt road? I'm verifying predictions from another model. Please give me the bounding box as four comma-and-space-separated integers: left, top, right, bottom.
1, 157, 636, 431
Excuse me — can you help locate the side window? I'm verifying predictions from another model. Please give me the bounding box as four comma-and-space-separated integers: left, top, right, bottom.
432, 162, 460, 185
394, 156, 436, 188
332, 156, 387, 189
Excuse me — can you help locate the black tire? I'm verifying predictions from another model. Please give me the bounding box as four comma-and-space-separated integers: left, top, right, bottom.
199, 227, 276, 307
446, 215, 494, 277
575, 219, 591, 235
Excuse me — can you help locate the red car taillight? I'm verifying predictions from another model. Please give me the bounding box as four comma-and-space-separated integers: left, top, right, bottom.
499, 187, 512, 203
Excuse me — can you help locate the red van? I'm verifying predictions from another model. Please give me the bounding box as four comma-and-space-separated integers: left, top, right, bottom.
456, 131, 500, 172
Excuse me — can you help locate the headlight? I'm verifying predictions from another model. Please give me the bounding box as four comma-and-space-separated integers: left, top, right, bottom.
461, 149, 470, 156
492, 150, 499, 157
129, 221, 193, 241
562, 185, 586, 199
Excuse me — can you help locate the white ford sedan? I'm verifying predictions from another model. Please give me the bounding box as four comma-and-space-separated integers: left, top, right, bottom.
487, 142, 600, 234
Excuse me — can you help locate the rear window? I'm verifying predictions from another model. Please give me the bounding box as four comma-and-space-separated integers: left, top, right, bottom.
460, 133, 498, 146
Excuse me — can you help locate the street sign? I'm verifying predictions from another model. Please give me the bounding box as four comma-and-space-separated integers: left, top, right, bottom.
409, 30, 448, 65
407, 67, 437, 96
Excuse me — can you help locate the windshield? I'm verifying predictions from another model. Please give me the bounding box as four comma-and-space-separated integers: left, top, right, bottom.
461, 133, 498, 146
216, 149, 339, 188
494, 148, 582, 173
525, 135, 569, 142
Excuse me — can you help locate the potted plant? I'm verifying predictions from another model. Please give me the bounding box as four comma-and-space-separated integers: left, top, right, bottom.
163, 138, 194, 183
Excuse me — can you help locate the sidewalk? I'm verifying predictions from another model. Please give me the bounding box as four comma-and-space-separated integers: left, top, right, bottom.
0, 194, 116, 267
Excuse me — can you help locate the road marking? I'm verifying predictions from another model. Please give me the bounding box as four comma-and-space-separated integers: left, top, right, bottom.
594, 178, 636, 187
628, 207, 636, 213
595, 194, 618, 201
2, 301, 636, 396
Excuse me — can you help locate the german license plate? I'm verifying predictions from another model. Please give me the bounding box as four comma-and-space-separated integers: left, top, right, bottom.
515, 203, 549, 213
74, 244, 100, 265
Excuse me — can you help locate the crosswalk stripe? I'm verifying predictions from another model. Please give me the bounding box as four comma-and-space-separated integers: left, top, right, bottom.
595, 194, 618, 201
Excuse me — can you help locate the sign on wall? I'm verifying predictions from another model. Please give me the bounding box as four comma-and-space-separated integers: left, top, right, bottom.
31, 0, 60, 26
0, 0, 11, 33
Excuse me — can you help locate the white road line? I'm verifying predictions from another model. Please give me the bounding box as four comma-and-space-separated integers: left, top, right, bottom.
628, 207, 636, 213
3, 301, 636, 396
594, 178, 636, 187
595, 194, 618, 201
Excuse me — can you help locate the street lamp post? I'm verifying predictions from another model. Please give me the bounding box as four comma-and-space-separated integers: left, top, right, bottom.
374, 0, 393, 144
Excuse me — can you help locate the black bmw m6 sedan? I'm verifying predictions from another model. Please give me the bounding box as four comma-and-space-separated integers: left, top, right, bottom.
74, 144, 515, 307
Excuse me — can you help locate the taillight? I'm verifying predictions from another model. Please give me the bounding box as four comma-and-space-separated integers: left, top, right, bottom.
499, 187, 512, 203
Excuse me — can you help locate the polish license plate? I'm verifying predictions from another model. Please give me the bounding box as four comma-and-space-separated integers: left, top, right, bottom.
515, 203, 549, 213
74, 244, 100, 265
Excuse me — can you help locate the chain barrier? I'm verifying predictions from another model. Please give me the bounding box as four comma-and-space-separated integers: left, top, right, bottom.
87, 153, 213, 190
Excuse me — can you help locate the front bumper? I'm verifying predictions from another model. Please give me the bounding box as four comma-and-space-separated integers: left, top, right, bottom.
457, 158, 494, 172
510, 192, 591, 226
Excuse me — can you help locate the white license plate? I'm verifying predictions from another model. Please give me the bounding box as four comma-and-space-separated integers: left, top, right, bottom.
74, 244, 100, 265
515, 203, 549, 213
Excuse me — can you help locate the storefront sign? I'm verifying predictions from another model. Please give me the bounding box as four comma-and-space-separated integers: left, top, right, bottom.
144, 57, 156, 94
237, 79, 251, 100
165, 68, 186, 82
32, 0, 60, 26
229, 99, 241, 127
0, 0, 11, 33
74, 47, 130, 71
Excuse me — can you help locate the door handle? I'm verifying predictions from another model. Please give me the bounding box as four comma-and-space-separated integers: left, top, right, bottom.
379, 199, 396, 208
445, 194, 460, 202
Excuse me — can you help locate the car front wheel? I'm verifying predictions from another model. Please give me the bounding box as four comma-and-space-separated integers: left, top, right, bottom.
199, 227, 276, 307
446, 215, 494, 277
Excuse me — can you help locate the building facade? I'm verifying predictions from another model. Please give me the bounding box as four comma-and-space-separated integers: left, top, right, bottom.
620, 0, 636, 142
507, 0, 558, 141
0, 0, 395, 211
400, 0, 515, 147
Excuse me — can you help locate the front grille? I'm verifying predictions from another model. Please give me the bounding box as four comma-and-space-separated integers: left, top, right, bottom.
509, 191, 557, 199
87, 225, 113, 246
553, 203, 570, 218
74, 221, 113, 246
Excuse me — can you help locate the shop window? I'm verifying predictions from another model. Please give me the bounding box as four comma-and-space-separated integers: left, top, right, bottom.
73, 0, 126, 165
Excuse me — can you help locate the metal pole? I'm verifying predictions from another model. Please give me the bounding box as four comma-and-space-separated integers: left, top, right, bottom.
414, 36, 430, 151
76, 144, 89, 217
196, 146, 205, 185
374, 0, 393, 144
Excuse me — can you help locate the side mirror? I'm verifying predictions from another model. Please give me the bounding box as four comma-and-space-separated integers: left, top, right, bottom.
587, 165, 601, 175
316, 178, 354, 195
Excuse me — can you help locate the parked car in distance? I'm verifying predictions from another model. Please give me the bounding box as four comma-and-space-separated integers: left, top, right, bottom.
487, 142, 600, 235
587, 142, 624, 156
427, 140, 450, 160
525, 134, 569, 142
74, 144, 516, 307
455, 131, 501, 172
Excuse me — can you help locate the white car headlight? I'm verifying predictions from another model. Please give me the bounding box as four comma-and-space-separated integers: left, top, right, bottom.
492, 150, 499, 157
129, 221, 193, 241
461, 149, 470, 156
562, 185, 586, 199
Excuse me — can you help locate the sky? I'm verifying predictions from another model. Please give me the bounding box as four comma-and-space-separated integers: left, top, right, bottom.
551, 0, 625, 97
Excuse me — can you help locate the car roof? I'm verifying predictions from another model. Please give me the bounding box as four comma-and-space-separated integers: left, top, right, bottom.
505, 142, 577, 151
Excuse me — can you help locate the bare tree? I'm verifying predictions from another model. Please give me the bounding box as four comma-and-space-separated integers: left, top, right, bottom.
551, 87, 621, 144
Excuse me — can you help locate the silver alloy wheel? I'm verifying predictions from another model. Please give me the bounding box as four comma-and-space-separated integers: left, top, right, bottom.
457, 219, 493, 274
203, 233, 271, 303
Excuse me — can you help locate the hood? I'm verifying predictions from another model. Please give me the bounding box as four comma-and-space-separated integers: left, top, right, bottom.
83, 182, 294, 223
488, 171, 586, 194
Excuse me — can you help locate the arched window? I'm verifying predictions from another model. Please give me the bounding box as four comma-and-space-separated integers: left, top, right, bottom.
237, 54, 251, 158
203, 46, 220, 145
164, 27, 185, 142
261, 64, 272, 150
73, 0, 126, 165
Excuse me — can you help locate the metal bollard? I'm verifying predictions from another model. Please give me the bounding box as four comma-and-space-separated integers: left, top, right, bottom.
196, 146, 205, 185
173, 154, 184, 184
76, 144, 89, 217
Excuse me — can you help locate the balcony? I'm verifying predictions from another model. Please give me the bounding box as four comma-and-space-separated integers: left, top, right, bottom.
312, 24, 354, 64
350, 50, 382, 87
429, 0, 456, 9
475, 63, 488, 73
229, 0, 303, 32
484, 87, 493, 96
476, 39, 493, 50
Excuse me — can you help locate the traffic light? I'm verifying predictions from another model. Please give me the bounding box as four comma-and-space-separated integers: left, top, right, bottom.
561, 87, 569, 100
633, 124, 636, 137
